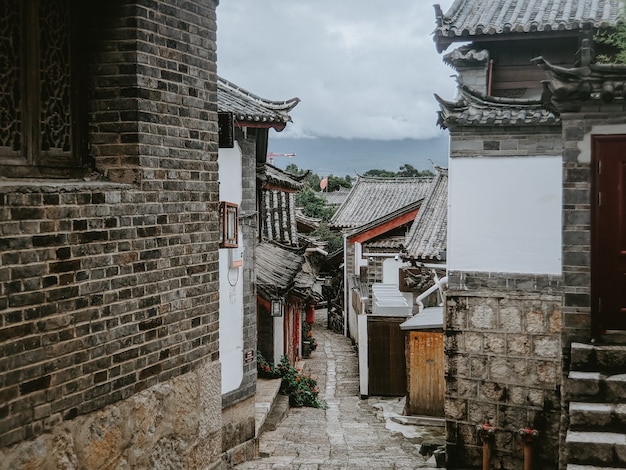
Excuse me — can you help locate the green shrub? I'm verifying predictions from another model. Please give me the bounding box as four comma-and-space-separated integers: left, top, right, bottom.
256, 351, 325, 408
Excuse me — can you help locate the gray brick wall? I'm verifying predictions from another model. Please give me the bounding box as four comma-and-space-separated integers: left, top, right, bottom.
560, 107, 626, 344
0, 0, 221, 456
449, 126, 562, 157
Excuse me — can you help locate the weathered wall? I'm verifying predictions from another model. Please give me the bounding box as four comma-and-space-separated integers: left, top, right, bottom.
0, 361, 222, 470
445, 272, 562, 469
557, 109, 626, 469
559, 110, 626, 346
445, 125, 564, 469
0, 0, 223, 467
220, 137, 257, 465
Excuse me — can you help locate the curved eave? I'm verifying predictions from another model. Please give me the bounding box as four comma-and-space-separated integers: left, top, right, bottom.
432, 0, 622, 53
234, 120, 287, 131
534, 55, 626, 109
435, 85, 559, 128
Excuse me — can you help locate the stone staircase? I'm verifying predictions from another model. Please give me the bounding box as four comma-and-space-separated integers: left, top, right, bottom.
566, 342, 626, 470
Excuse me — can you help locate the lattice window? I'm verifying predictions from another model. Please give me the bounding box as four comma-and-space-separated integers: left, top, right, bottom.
0, 0, 85, 177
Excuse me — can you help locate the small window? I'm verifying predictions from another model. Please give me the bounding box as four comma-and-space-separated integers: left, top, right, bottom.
220, 201, 239, 248
0, 0, 87, 178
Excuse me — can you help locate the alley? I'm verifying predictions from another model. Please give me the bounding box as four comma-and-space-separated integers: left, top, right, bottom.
236, 311, 445, 470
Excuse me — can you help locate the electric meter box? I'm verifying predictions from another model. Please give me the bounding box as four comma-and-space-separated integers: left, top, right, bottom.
229, 248, 243, 268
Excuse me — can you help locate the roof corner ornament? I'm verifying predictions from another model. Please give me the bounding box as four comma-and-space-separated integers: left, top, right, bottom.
434, 4, 444, 28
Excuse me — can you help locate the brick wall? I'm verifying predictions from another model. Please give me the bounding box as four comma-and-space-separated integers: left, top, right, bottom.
450, 126, 562, 158
560, 107, 626, 346
445, 271, 563, 469
0, 1, 222, 466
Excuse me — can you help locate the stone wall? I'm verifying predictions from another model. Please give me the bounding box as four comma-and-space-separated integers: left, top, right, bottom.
445, 271, 562, 469
0, 1, 223, 467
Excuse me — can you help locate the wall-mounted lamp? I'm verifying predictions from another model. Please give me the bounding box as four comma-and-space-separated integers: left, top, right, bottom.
271, 298, 284, 317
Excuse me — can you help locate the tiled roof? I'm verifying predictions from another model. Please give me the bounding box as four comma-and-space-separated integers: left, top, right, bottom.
435, 84, 559, 128
364, 236, 406, 251
320, 188, 352, 207
433, 0, 622, 51
256, 242, 304, 297
534, 53, 626, 111
217, 76, 300, 130
404, 167, 449, 261
259, 163, 307, 191
330, 176, 433, 229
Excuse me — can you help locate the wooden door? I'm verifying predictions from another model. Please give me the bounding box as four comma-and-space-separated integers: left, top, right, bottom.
592, 135, 626, 334
407, 331, 444, 416
367, 317, 406, 396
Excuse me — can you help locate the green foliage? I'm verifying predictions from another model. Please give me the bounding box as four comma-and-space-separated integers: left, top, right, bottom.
596, 24, 626, 63
296, 187, 336, 221
326, 174, 353, 191
257, 351, 282, 379
285, 163, 352, 192
364, 164, 434, 178
278, 355, 325, 408
257, 351, 325, 408
595, 2, 626, 64
311, 222, 343, 253
362, 168, 397, 177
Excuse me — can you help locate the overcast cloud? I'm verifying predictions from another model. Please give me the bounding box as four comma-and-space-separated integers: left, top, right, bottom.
216, 1, 458, 141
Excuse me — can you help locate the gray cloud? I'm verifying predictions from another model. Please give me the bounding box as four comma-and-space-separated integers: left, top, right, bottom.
217, 1, 457, 141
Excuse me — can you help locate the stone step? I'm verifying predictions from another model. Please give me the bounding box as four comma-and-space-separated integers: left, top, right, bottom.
566, 431, 626, 467
567, 465, 626, 470
569, 402, 626, 432
567, 371, 626, 402
571, 342, 626, 373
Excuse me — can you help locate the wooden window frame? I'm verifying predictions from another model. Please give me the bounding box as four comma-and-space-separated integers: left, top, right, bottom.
0, 0, 88, 178
220, 201, 239, 248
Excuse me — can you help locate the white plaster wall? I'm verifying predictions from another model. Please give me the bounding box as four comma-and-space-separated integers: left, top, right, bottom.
218, 145, 244, 394
448, 156, 562, 274
358, 314, 368, 397
273, 316, 284, 366
354, 242, 367, 274
382, 257, 413, 305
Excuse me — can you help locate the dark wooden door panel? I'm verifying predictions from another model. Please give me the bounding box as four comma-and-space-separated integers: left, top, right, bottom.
367, 317, 406, 396
592, 135, 626, 333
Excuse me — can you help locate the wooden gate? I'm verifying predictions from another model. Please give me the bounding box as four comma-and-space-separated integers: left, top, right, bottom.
367, 316, 406, 396
406, 331, 444, 416
592, 135, 626, 334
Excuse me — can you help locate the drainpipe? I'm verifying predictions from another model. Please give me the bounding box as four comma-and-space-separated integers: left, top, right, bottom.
518, 427, 538, 470
415, 274, 448, 312
476, 421, 496, 470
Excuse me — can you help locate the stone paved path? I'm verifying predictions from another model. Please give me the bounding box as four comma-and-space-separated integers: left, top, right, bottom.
235, 311, 445, 469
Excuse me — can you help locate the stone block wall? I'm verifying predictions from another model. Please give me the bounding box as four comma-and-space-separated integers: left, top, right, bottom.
0, 1, 223, 467
445, 271, 563, 469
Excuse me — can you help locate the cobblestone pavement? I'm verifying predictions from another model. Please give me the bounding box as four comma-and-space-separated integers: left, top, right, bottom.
235, 311, 445, 469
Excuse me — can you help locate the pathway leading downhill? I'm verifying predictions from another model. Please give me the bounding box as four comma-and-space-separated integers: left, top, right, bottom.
235, 310, 445, 470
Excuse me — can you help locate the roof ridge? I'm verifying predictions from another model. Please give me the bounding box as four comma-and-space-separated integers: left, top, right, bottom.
218, 76, 300, 111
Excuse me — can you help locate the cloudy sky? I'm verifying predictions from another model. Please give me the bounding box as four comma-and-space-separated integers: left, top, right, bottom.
216, 1, 458, 142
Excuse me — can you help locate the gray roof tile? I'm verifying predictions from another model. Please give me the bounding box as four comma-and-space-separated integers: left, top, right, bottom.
330, 176, 433, 229
217, 76, 300, 130
259, 163, 307, 191
435, 84, 559, 128
404, 168, 448, 260
434, 0, 622, 51
255, 242, 304, 296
